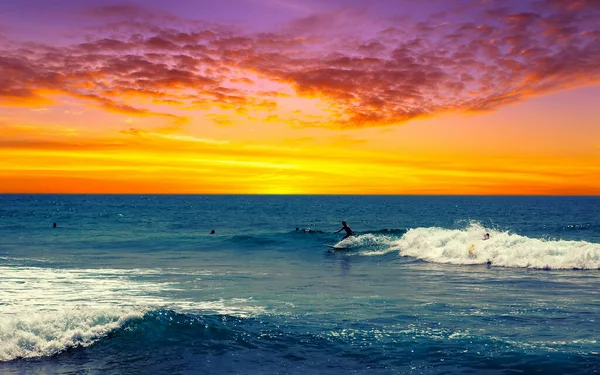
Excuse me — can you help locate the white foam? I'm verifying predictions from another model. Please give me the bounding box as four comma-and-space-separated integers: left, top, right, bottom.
390, 223, 600, 269
0, 308, 143, 361
335, 234, 398, 255
0, 266, 265, 361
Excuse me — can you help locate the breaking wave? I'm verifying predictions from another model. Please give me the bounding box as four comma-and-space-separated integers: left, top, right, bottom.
333, 223, 600, 270
393, 223, 600, 269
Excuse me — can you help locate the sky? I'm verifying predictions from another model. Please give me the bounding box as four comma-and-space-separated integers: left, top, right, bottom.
1, 0, 599, 194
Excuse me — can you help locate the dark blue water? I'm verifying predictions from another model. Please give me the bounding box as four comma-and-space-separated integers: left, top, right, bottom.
1, 195, 599, 374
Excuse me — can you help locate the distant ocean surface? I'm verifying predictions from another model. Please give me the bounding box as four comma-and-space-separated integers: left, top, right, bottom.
1, 195, 599, 374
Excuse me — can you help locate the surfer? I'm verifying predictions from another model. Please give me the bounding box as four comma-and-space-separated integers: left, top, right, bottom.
335, 221, 355, 240
483, 233, 490, 240
468, 244, 476, 256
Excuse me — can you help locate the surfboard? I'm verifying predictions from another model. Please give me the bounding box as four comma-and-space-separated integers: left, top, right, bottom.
324, 245, 351, 251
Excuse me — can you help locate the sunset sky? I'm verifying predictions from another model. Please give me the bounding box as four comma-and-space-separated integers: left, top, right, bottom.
1, 0, 599, 194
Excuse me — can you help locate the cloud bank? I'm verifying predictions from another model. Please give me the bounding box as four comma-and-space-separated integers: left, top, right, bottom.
1, 0, 599, 129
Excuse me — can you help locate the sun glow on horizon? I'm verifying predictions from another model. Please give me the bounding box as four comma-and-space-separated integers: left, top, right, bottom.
1, 0, 600, 194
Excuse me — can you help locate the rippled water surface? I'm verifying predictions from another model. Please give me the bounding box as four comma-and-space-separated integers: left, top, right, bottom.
1, 195, 599, 374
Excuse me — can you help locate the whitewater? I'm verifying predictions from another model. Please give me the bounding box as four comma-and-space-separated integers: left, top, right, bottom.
334, 223, 600, 269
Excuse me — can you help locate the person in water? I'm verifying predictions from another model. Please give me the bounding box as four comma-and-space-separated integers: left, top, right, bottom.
483, 233, 490, 240
335, 221, 355, 240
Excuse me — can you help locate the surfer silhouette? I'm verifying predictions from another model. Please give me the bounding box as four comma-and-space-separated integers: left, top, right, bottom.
335, 221, 355, 240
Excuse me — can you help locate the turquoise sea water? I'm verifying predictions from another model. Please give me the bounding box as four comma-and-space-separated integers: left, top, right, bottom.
1, 195, 599, 374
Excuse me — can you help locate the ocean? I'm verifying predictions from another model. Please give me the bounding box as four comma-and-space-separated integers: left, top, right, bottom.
0, 195, 599, 374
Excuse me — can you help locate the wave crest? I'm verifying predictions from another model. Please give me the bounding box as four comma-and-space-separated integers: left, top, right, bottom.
392, 224, 600, 270
0, 308, 144, 361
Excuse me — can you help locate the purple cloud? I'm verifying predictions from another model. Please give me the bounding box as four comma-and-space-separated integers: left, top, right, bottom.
0, 0, 599, 129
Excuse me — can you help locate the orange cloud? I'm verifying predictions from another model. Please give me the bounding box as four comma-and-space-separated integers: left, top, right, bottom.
1, 0, 600, 131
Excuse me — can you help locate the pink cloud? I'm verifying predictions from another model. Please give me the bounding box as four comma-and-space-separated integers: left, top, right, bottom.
1, 0, 599, 129
85, 4, 149, 18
